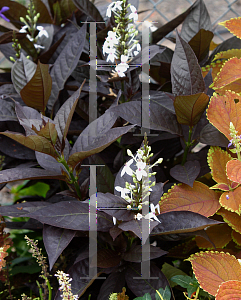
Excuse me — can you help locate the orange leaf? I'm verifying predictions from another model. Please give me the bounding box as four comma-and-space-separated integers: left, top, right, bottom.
207, 90, 241, 140
227, 159, 241, 184
187, 251, 241, 296
219, 17, 241, 39
218, 207, 241, 234
214, 49, 241, 61
216, 280, 241, 299
211, 58, 241, 90
219, 186, 241, 215
232, 230, 241, 246
174, 93, 209, 127
195, 224, 232, 250
159, 181, 220, 217
207, 146, 232, 187
201, 61, 223, 79
215, 79, 241, 96
20, 61, 52, 113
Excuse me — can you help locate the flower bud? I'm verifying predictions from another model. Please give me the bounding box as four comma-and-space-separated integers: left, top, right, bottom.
127, 205, 132, 210
138, 204, 142, 210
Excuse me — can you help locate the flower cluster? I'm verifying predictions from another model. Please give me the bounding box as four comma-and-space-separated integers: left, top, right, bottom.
55, 271, 78, 300
0, 244, 10, 271
103, 0, 141, 77
228, 122, 241, 160
115, 135, 163, 223
19, 0, 48, 51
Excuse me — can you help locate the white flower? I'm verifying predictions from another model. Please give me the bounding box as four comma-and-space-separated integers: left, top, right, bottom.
19, 25, 28, 33
114, 1, 123, 11
144, 203, 161, 223
113, 216, 117, 225
106, 31, 119, 45
106, 51, 118, 63
115, 186, 130, 198
106, 2, 116, 17
36, 25, 49, 38
34, 44, 45, 49
135, 213, 143, 220
121, 158, 134, 176
115, 62, 129, 77
136, 161, 147, 181
103, 40, 115, 55
129, 5, 138, 22
120, 54, 128, 63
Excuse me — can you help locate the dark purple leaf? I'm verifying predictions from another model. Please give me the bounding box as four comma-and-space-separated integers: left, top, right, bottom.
0, 135, 35, 160
131, 45, 165, 66
91, 249, 121, 268
171, 33, 205, 96
54, 82, 85, 151
200, 123, 229, 147
0, 201, 50, 218
72, 0, 104, 24
55, 258, 100, 300
89, 155, 115, 194
27, 201, 113, 231
0, 99, 17, 121
67, 110, 134, 168
125, 263, 170, 300
43, 224, 76, 270
93, 192, 133, 221
0, 167, 65, 184
11, 53, 37, 94
110, 100, 182, 135
118, 219, 159, 243
180, 0, 211, 42
97, 271, 126, 300
35, 152, 66, 174
170, 160, 200, 187
47, 23, 87, 111
150, 211, 222, 236
123, 245, 167, 263
150, 182, 165, 206
152, 1, 195, 44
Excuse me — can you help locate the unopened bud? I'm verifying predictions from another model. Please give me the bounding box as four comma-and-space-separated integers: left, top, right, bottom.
9, 56, 15, 62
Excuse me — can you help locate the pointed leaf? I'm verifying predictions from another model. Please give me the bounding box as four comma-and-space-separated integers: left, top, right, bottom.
125, 263, 170, 299
219, 17, 241, 40
171, 33, 205, 96
151, 211, 222, 236
43, 224, 76, 270
54, 81, 85, 147
200, 123, 229, 147
0, 132, 58, 158
32, 0, 53, 23
68, 124, 134, 168
27, 201, 113, 231
35, 122, 58, 145
20, 61, 52, 113
174, 93, 209, 126
0, 100, 17, 121
195, 223, 232, 249
73, 0, 104, 23
110, 100, 182, 136
11, 53, 37, 94
188, 29, 214, 61
159, 181, 220, 217
207, 90, 241, 140
97, 272, 126, 300
180, 0, 211, 42
216, 280, 241, 300
231, 230, 241, 246
207, 146, 232, 186
170, 161, 200, 187
219, 186, 241, 215
123, 245, 167, 263
187, 251, 241, 296
0, 168, 65, 184
211, 57, 241, 90
214, 49, 241, 61
1, 0, 27, 28
227, 159, 241, 184
218, 207, 241, 235
47, 23, 87, 111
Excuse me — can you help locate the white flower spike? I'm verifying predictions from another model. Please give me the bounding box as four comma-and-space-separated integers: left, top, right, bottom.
121, 158, 134, 177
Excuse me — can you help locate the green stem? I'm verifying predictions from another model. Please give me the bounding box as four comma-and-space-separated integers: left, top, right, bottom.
58, 156, 82, 200
181, 126, 193, 166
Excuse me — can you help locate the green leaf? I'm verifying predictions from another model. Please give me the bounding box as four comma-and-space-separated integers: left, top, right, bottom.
156, 286, 171, 300
134, 294, 152, 300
